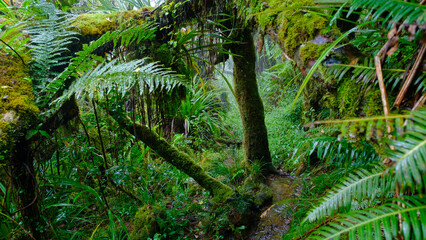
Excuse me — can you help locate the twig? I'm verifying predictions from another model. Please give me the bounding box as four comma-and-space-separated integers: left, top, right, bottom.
374, 44, 392, 133
394, 41, 426, 107
412, 94, 426, 110
0, 39, 27, 66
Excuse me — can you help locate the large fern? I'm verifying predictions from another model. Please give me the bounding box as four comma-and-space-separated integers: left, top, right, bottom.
25, 0, 78, 91
327, 62, 426, 93
55, 57, 183, 104
293, 136, 381, 168
350, 0, 426, 26
304, 165, 394, 223
38, 22, 157, 108
309, 196, 426, 240
304, 108, 426, 239
390, 109, 426, 192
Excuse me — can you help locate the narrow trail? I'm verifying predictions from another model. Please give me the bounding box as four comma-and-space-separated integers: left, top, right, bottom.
250, 175, 300, 240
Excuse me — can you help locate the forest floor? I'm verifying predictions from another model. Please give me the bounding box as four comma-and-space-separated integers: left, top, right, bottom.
250, 174, 301, 240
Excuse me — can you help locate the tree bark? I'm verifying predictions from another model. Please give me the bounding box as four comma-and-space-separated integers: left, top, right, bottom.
231, 28, 274, 176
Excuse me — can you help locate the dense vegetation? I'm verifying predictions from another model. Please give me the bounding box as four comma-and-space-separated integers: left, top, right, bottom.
0, 0, 425, 239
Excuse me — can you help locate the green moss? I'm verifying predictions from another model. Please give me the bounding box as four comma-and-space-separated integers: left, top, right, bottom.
255, 0, 330, 56
300, 42, 330, 64
72, 9, 149, 36
337, 80, 363, 118
363, 88, 383, 116
0, 53, 39, 157
130, 206, 157, 240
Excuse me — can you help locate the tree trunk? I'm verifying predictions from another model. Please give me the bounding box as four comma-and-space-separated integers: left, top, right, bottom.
110, 114, 235, 202
10, 140, 45, 240
231, 28, 274, 176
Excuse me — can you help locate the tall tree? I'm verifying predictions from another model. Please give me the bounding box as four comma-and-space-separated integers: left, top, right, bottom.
231, 27, 274, 176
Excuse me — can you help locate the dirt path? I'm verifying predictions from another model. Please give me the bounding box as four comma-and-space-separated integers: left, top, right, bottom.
250, 175, 300, 240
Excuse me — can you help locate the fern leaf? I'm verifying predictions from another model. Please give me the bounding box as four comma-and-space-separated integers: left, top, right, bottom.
390, 109, 426, 192
25, 1, 79, 93
304, 166, 394, 223
309, 196, 426, 240
54, 58, 182, 105
351, 0, 426, 25
38, 22, 156, 107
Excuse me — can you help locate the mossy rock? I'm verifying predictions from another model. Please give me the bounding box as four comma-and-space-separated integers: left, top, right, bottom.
130, 206, 158, 240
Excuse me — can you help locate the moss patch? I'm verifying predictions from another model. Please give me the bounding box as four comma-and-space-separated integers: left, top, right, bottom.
72, 9, 150, 36
130, 206, 158, 240
257, 0, 329, 55
363, 88, 383, 116
337, 80, 363, 118
0, 53, 39, 159
300, 42, 330, 65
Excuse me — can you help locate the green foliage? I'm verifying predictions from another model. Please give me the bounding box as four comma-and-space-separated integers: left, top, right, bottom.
302, 109, 426, 239
350, 0, 426, 25
310, 196, 426, 240
294, 136, 381, 168
337, 79, 363, 118
25, 0, 78, 91
327, 61, 426, 93
38, 22, 157, 108
177, 84, 229, 146
305, 166, 392, 222
57, 57, 182, 103
391, 110, 426, 192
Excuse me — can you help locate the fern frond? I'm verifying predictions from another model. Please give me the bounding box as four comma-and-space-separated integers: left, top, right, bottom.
305, 137, 380, 167
25, 1, 78, 91
0, 20, 30, 57
309, 196, 426, 240
304, 165, 393, 223
306, 114, 410, 141
390, 108, 426, 192
54, 58, 182, 105
351, 0, 426, 25
327, 62, 425, 92
38, 22, 156, 107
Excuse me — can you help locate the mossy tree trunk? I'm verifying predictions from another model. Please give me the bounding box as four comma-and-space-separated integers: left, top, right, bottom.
231, 28, 274, 176
110, 113, 235, 202
9, 140, 45, 239
0, 55, 47, 239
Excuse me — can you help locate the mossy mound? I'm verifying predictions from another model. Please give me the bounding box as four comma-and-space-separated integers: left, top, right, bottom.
300, 42, 330, 65
257, 0, 331, 56
130, 206, 158, 240
0, 53, 39, 159
72, 9, 151, 36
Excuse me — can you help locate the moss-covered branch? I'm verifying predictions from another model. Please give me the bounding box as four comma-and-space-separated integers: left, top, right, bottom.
110, 113, 235, 202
